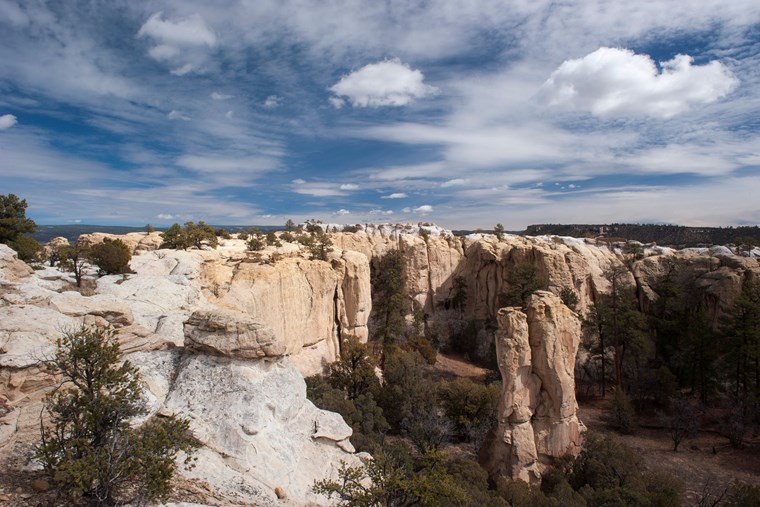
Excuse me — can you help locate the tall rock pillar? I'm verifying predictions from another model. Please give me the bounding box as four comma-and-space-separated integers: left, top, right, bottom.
482, 291, 584, 483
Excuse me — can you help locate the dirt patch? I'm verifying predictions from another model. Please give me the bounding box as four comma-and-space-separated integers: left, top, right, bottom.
425, 352, 491, 382
579, 400, 760, 506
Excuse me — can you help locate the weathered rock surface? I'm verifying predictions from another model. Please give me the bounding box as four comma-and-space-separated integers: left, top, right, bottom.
482, 291, 583, 483
0, 245, 32, 283
160, 354, 360, 505
184, 309, 286, 358
0, 236, 366, 506
332, 227, 463, 314
208, 251, 371, 374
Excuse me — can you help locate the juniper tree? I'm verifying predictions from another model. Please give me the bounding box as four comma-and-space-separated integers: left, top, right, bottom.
36, 326, 197, 506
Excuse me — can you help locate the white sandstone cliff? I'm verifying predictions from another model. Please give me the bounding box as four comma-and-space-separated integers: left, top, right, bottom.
0, 243, 362, 506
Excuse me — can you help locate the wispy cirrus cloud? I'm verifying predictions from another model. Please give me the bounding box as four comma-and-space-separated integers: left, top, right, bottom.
2, 0, 760, 229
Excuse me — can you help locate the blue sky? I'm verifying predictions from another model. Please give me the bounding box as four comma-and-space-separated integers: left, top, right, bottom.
1, 1, 759, 229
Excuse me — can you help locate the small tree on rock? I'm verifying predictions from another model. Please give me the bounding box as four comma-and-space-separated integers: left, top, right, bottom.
90, 239, 132, 275
160, 223, 190, 250
185, 221, 218, 249
493, 223, 505, 240
247, 228, 266, 251
308, 230, 333, 261
36, 326, 197, 506
58, 244, 89, 288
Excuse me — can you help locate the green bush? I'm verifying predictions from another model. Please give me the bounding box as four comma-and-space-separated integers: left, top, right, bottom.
406, 335, 437, 365
8, 234, 41, 262
313, 444, 472, 507
499, 264, 543, 308
566, 432, 682, 506
160, 223, 190, 249
439, 378, 500, 445
185, 221, 218, 249
247, 230, 265, 251
326, 335, 381, 400
266, 232, 282, 247
608, 389, 636, 434
560, 287, 579, 311
90, 239, 132, 275
36, 326, 198, 505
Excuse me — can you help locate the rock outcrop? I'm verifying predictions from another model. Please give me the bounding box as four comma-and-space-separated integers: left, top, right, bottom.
184, 309, 286, 358
481, 291, 583, 483
152, 353, 359, 505
205, 250, 371, 375
0, 239, 363, 506
77, 231, 164, 253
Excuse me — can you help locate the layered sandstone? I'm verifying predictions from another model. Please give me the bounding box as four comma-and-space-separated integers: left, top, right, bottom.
482, 291, 583, 483
184, 309, 286, 358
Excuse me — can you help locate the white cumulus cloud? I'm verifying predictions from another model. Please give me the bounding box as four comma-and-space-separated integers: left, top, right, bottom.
340, 183, 359, 190
404, 204, 433, 214
138, 12, 216, 48
440, 178, 470, 187
334, 209, 351, 215
0, 114, 18, 130
167, 110, 190, 121
541, 47, 739, 118
264, 95, 282, 108
211, 91, 233, 100
138, 12, 216, 75
330, 58, 437, 108
382, 192, 407, 199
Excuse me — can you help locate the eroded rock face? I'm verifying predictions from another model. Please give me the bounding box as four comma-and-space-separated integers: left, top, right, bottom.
212, 251, 371, 375
482, 291, 583, 483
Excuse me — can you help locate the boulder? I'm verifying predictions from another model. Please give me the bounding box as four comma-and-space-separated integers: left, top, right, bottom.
0, 244, 33, 283
184, 309, 286, 358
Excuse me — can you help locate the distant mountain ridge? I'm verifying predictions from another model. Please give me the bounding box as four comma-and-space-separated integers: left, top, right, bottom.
32, 224, 279, 243
526, 223, 760, 247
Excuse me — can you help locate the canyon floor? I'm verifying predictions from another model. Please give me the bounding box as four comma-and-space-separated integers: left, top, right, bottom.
579, 401, 760, 506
